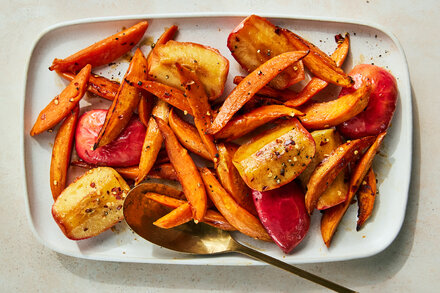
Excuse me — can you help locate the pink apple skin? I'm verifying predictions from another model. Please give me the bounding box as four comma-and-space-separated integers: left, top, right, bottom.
75, 110, 146, 167
337, 64, 398, 139
252, 181, 310, 254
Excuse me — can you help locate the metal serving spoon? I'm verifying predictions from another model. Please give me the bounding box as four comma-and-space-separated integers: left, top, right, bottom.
123, 183, 356, 293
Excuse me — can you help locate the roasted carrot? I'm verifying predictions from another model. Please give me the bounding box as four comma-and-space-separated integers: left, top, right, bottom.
149, 163, 179, 181
145, 192, 186, 208
57, 71, 120, 101
50, 106, 79, 200
200, 168, 271, 241
168, 108, 211, 160
305, 136, 376, 215
299, 83, 370, 130
285, 33, 350, 107
282, 29, 353, 87
94, 49, 148, 149
356, 168, 377, 231
321, 132, 386, 246
137, 93, 154, 127
135, 100, 170, 185
214, 105, 303, 141
207, 50, 309, 135
175, 63, 218, 161
30, 64, 91, 136
50, 21, 149, 73
233, 76, 298, 102
155, 116, 207, 222
240, 95, 283, 113
154, 202, 193, 228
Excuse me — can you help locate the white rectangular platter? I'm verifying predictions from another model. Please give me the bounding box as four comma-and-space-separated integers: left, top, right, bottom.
23, 13, 412, 265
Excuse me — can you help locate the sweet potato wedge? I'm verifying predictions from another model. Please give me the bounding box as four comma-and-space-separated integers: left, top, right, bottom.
356, 168, 377, 231
216, 143, 257, 216
154, 202, 193, 228
155, 116, 207, 222
168, 108, 211, 160
233, 118, 315, 191
148, 40, 229, 100
138, 93, 154, 127
94, 49, 148, 149
305, 136, 375, 215
214, 105, 303, 141
281, 29, 353, 87
228, 15, 305, 89
175, 63, 218, 161
285, 33, 350, 107
299, 83, 371, 130
233, 76, 298, 102
50, 21, 149, 73
50, 106, 79, 200
200, 168, 271, 241
208, 50, 309, 135
321, 132, 386, 246
30, 64, 91, 136
57, 71, 120, 101
135, 100, 170, 185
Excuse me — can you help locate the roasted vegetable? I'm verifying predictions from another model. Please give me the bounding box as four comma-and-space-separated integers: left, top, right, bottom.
356, 168, 377, 230
233, 76, 298, 102
233, 118, 315, 191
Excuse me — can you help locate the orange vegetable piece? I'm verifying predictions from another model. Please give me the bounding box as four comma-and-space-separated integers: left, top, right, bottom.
305, 136, 376, 215
214, 105, 303, 141
285, 33, 350, 107
175, 63, 218, 161
321, 132, 386, 247
282, 29, 353, 87
154, 202, 193, 228
207, 50, 309, 135
356, 168, 377, 231
30, 64, 91, 136
149, 163, 179, 182
94, 49, 148, 149
146, 25, 178, 64
50, 106, 79, 200
137, 93, 154, 127
299, 83, 371, 130
50, 21, 148, 73
145, 192, 186, 208
233, 76, 298, 102
155, 116, 207, 222
168, 108, 211, 160
200, 168, 271, 241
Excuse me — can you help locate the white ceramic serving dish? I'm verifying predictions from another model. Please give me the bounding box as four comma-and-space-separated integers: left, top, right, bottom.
22, 13, 412, 265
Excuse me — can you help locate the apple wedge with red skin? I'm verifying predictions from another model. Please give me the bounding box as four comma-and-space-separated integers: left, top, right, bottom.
252, 181, 310, 254
337, 64, 398, 138
75, 110, 146, 167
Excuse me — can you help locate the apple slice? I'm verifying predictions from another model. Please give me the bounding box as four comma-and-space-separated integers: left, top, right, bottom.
252, 180, 310, 253
337, 64, 398, 138
148, 40, 229, 100
228, 14, 304, 89
75, 110, 146, 167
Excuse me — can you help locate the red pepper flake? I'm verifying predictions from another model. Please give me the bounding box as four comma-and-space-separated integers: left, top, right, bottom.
41, 114, 46, 120
116, 205, 122, 210
90, 182, 96, 188
334, 34, 344, 44
85, 208, 93, 213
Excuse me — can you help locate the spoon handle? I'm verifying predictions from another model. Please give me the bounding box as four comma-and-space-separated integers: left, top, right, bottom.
233, 243, 356, 293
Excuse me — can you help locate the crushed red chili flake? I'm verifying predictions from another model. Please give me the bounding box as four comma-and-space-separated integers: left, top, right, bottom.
90, 182, 96, 188
116, 205, 122, 210
335, 34, 345, 44
320, 140, 329, 146
85, 208, 93, 213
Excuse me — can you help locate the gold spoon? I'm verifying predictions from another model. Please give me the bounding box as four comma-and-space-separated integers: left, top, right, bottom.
123, 183, 357, 293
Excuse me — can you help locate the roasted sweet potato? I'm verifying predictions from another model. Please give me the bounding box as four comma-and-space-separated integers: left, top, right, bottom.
228, 15, 305, 89
214, 105, 303, 141
30, 64, 91, 136
233, 118, 315, 191
175, 63, 218, 161
154, 202, 193, 228
50, 21, 149, 73
281, 29, 353, 87
148, 40, 229, 100
155, 117, 207, 222
321, 132, 386, 246
138, 93, 154, 127
356, 168, 377, 231
305, 136, 375, 215
208, 50, 309, 135
200, 168, 271, 241
50, 106, 79, 200
299, 83, 371, 130
168, 108, 211, 160
94, 49, 148, 149
52, 167, 130, 240
233, 76, 298, 102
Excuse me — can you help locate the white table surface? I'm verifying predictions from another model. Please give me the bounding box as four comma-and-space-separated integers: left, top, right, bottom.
1, 0, 438, 292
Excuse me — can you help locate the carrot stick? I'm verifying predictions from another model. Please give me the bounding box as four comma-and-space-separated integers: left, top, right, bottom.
154, 202, 193, 228
356, 168, 377, 231
138, 93, 154, 127
214, 105, 303, 141
145, 192, 186, 208
50, 106, 79, 200
30, 64, 91, 136
50, 21, 149, 73
149, 163, 179, 182
233, 76, 298, 102
155, 116, 207, 222
207, 50, 309, 135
